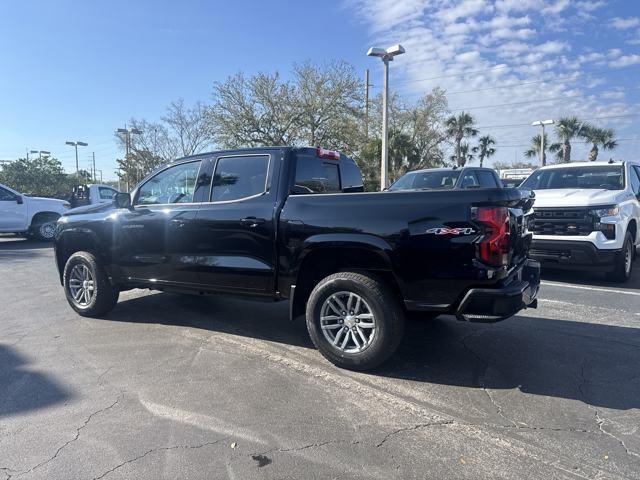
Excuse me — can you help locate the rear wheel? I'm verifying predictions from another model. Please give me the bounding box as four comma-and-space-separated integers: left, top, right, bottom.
305, 271, 404, 371
63, 251, 119, 316
607, 232, 634, 283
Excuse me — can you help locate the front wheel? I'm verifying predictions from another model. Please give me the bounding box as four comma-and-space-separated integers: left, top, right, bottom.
607, 232, 634, 283
305, 271, 405, 371
63, 251, 119, 316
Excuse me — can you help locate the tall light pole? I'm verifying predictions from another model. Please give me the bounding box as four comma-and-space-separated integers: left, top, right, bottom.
531, 120, 553, 167
65, 141, 88, 182
367, 44, 406, 190
117, 126, 143, 185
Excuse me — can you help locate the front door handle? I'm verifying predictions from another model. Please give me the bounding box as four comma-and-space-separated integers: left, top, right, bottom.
240, 217, 265, 228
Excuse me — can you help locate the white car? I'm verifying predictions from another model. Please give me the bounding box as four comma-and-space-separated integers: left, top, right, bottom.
69, 184, 119, 209
521, 161, 640, 282
0, 183, 70, 241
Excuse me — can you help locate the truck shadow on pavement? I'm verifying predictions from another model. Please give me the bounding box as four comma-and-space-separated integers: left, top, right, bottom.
0, 344, 72, 417
0, 237, 52, 263
108, 292, 640, 411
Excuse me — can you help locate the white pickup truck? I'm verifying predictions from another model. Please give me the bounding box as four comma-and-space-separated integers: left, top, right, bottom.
69, 184, 119, 209
0, 183, 70, 240
521, 161, 640, 282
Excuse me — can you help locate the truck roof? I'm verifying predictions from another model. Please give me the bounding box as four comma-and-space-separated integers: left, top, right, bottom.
538, 161, 636, 169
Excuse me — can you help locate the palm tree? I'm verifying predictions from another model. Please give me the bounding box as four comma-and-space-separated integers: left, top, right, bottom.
554, 116, 583, 163
450, 143, 475, 166
472, 135, 496, 168
445, 112, 478, 167
524, 133, 549, 165
580, 126, 618, 161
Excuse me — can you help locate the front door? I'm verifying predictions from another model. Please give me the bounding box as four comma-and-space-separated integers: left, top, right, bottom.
0, 186, 27, 232
192, 152, 279, 295
114, 158, 209, 286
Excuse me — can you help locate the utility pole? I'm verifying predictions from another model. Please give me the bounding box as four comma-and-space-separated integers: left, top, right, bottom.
531, 120, 554, 167
367, 44, 406, 190
92, 152, 96, 182
364, 69, 370, 142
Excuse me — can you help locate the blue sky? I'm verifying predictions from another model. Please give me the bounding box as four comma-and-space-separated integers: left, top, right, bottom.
1, 0, 639, 179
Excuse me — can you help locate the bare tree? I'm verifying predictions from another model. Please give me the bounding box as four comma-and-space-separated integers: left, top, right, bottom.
208, 72, 300, 148
293, 61, 362, 154
162, 99, 212, 157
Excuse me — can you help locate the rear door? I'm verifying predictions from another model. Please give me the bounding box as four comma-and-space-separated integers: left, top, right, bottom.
192, 151, 280, 294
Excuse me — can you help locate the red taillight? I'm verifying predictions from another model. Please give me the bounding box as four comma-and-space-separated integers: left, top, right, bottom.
316, 147, 340, 160
474, 206, 510, 267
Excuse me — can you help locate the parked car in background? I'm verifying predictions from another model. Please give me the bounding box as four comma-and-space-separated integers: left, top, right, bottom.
54, 147, 538, 370
499, 168, 533, 188
69, 184, 119, 209
501, 178, 523, 188
0, 182, 70, 240
520, 161, 640, 281
388, 167, 502, 191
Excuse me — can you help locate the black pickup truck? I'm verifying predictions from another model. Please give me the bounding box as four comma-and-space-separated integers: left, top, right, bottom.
55, 147, 539, 370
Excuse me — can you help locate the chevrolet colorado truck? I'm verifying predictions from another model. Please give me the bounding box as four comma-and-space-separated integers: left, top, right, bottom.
521, 161, 640, 282
0, 182, 70, 240
55, 147, 539, 370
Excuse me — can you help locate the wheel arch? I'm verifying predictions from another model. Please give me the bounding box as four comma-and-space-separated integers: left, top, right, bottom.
55, 229, 103, 285
29, 211, 61, 228
289, 234, 403, 321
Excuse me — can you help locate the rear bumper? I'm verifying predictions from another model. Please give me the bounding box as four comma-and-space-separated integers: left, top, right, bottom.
454, 259, 540, 322
530, 239, 619, 271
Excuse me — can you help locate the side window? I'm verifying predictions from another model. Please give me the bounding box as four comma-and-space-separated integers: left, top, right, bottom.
476, 170, 499, 188
293, 157, 341, 194
341, 160, 364, 192
99, 187, 117, 200
136, 161, 201, 205
459, 171, 479, 189
0, 186, 16, 201
630, 166, 640, 196
211, 155, 269, 202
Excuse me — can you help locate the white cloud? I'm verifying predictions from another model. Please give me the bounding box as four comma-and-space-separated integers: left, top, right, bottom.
609, 54, 640, 68
347, 0, 639, 163
576, 1, 606, 12
610, 17, 640, 30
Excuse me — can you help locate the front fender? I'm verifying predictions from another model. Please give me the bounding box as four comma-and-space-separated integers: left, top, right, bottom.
54, 227, 105, 285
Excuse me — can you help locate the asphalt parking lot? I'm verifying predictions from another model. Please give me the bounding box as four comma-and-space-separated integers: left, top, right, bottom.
1, 236, 639, 479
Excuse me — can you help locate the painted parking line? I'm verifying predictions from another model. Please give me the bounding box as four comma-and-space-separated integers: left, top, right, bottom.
540, 280, 640, 297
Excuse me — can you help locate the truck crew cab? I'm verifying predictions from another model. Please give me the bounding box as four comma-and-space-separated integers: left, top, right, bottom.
521, 161, 640, 282
55, 147, 539, 370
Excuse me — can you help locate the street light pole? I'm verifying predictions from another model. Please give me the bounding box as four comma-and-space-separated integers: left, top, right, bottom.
531, 120, 553, 167
66, 141, 88, 183
367, 44, 406, 190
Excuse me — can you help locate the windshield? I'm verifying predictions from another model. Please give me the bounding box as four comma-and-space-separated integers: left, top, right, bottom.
520, 166, 624, 190
388, 170, 460, 191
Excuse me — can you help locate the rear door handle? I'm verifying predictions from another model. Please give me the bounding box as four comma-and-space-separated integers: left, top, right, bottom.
240, 217, 265, 227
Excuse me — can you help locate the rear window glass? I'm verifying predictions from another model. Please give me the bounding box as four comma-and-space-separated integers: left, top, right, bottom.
211, 155, 269, 202
293, 157, 341, 194
388, 170, 460, 191
476, 170, 499, 188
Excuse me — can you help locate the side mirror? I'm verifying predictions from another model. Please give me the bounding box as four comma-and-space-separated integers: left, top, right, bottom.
114, 192, 132, 209
15, 195, 23, 204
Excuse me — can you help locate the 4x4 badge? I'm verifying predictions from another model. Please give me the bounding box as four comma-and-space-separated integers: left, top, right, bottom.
426, 227, 476, 235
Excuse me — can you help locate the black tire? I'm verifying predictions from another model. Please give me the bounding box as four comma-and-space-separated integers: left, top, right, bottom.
305, 271, 405, 371
63, 251, 119, 316
606, 231, 634, 283
31, 214, 60, 241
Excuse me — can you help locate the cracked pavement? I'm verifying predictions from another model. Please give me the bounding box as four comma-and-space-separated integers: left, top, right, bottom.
1, 237, 640, 479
